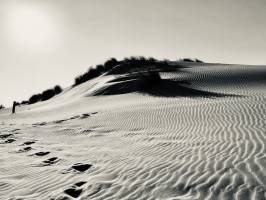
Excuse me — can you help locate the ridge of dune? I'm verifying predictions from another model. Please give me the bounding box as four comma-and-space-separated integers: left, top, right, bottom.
0, 62, 266, 200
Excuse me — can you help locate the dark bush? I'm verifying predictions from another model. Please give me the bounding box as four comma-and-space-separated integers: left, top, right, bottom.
20, 101, 29, 105
73, 58, 120, 87
41, 89, 56, 101
103, 58, 119, 71
0, 105, 5, 110
74, 66, 100, 86
95, 64, 104, 73
54, 85, 62, 94
28, 85, 63, 104
29, 94, 42, 104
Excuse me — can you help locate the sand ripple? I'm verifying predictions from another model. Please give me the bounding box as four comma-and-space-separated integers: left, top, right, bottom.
0, 64, 265, 199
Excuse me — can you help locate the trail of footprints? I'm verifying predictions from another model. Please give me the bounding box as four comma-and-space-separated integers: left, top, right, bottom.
56, 164, 92, 199
0, 127, 93, 199
32, 112, 98, 127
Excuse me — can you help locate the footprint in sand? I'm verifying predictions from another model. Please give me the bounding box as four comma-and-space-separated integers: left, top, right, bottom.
62, 163, 92, 174
41, 157, 60, 166
71, 163, 92, 172
18, 146, 33, 152
22, 141, 36, 146
80, 113, 91, 119
74, 181, 86, 187
34, 151, 50, 156
0, 134, 13, 139
69, 115, 80, 120
63, 181, 87, 198
64, 188, 83, 198
54, 119, 67, 124
80, 112, 98, 119
32, 122, 47, 127
2, 138, 16, 144
53, 115, 80, 124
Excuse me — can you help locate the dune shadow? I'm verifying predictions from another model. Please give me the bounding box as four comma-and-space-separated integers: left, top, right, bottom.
140, 79, 239, 98
92, 74, 240, 98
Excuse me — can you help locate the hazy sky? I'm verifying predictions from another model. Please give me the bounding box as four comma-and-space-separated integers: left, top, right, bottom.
1, 0, 266, 106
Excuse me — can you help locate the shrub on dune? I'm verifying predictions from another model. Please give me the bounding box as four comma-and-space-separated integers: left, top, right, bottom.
73, 56, 201, 86
103, 58, 119, 71
54, 85, 63, 94
115, 57, 160, 74
75, 56, 160, 84
20, 101, 29, 105
41, 89, 56, 101
74, 66, 102, 86
29, 94, 42, 104
73, 58, 120, 86
0, 104, 5, 110
27, 85, 63, 104
95, 64, 104, 73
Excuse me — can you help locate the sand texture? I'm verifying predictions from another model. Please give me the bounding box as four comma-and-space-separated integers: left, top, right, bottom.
0, 63, 266, 200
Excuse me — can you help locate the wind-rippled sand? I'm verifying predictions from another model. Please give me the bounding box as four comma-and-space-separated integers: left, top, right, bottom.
0, 63, 265, 199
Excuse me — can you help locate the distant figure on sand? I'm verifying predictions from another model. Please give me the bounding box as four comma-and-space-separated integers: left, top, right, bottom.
12, 101, 17, 114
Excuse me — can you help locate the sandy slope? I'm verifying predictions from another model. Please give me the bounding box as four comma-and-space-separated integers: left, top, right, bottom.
0, 63, 266, 200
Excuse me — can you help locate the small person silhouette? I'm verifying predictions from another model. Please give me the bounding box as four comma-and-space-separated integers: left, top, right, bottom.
12, 101, 17, 114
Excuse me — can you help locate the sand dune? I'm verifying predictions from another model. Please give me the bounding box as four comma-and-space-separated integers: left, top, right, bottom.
0, 63, 266, 199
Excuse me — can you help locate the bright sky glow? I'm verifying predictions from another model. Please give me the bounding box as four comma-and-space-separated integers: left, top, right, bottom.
0, 0, 266, 107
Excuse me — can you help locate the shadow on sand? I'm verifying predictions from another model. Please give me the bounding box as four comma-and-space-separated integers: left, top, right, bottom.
92, 73, 240, 98
141, 79, 238, 98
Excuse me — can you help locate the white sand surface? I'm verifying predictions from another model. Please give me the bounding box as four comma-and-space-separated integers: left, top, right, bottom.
0, 63, 265, 200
